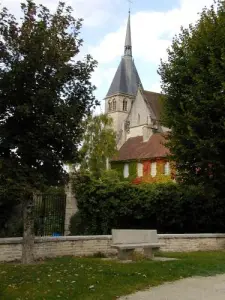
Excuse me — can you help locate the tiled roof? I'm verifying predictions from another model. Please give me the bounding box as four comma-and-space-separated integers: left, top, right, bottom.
112, 133, 169, 162
143, 90, 162, 121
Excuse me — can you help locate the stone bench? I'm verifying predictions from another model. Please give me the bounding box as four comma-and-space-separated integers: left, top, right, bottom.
111, 229, 163, 260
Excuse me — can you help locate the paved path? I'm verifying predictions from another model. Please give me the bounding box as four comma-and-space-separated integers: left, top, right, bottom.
119, 274, 225, 300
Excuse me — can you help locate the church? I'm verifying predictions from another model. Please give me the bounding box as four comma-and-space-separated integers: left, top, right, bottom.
105, 13, 175, 183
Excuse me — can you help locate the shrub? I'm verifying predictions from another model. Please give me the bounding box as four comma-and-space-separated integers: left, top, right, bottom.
70, 172, 225, 235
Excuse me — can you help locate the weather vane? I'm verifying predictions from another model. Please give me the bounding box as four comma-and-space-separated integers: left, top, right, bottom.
128, 0, 133, 13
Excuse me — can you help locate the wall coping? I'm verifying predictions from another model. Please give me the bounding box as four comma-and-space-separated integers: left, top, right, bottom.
0, 235, 112, 244
159, 234, 225, 239
35, 235, 112, 243
1, 234, 225, 244
0, 237, 23, 244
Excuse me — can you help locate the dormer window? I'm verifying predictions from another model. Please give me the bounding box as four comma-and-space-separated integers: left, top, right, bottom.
113, 99, 116, 111
123, 99, 128, 111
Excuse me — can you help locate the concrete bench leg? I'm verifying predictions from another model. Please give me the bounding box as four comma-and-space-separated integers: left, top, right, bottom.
144, 248, 154, 259
118, 249, 134, 260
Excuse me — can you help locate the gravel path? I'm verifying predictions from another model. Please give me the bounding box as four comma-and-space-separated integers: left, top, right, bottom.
119, 274, 225, 300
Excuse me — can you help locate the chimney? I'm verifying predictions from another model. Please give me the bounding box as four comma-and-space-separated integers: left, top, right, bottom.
142, 126, 153, 142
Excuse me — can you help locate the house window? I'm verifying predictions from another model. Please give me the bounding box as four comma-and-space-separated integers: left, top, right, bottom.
151, 162, 157, 177
164, 162, 170, 175
123, 99, 128, 111
113, 99, 116, 111
108, 100, 112, 111
123, 163, 129, 178
137, 163, 143, 177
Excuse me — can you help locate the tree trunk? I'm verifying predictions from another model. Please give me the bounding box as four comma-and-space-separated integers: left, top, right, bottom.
22, 193, 35, 264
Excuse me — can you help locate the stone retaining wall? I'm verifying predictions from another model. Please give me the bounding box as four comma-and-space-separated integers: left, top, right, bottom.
1, 234, 225, 262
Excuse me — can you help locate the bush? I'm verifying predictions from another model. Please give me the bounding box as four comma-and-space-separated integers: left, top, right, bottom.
69, 172, 225, 235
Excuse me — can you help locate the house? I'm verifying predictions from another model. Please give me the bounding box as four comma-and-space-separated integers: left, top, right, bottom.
105, 12, 174, 183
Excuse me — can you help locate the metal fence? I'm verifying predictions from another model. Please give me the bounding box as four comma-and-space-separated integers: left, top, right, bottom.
0, 193, 66, 237
34, 194, 66, 237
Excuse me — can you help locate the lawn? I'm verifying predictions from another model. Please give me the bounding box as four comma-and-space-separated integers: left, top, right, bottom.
1, 251, 225, 299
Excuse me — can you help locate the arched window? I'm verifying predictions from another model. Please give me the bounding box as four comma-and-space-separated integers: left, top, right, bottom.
113, 99, 116, 111
123, 99, 128, 111
108, 100, 112, 111
164, 162, 170, 175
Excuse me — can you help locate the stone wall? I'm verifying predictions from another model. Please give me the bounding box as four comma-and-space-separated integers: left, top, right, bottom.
0, 236, 113, 262
1, 234, 225, 262
159, 234, 225, 252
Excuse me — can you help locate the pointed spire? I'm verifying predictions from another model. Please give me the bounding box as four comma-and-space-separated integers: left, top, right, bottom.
124, 11, 132, 57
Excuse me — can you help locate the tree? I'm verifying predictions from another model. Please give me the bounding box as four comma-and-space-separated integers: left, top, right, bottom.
0, 0, 97, 263
158, 0, 225, 192
79, 114, 117, 178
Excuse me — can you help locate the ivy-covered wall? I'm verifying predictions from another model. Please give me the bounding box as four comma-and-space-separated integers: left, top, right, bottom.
111, 159, 175, 184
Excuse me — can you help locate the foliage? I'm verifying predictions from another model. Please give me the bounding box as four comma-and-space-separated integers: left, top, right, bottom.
70, 172, 225, 235
158, 0, 225, 191
0, 179, 23, 237
0, 0, 97, 199
110, 162, 124, 179
79, 114, 117, 178
69, 211, 86, 236
0, 187, 66, 237
2, 253, 225, 299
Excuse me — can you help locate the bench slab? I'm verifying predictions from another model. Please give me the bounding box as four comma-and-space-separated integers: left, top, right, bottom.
112, 243, 163, 250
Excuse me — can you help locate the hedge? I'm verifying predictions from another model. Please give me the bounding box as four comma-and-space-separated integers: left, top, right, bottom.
70, 173, 225, 235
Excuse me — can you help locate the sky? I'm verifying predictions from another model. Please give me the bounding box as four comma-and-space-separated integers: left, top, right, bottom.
1, 0, 214, 113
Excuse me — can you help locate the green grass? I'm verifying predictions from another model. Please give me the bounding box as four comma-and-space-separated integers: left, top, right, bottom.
1, 251, 225, 299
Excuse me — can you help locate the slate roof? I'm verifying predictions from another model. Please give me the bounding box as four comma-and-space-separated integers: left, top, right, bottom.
112, 133, 169, 162
106, 57, 142, 97
106, 12, 143, 98
143, 90, 162, 121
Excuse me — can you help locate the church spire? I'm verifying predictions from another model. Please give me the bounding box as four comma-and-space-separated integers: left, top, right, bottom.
105, 9, 143, 98
124, 11, 132, 57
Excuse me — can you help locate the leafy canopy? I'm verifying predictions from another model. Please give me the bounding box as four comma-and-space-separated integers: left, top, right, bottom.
79, 114, 117, 178
0, 0, 98, 195
158, 0, 225, 190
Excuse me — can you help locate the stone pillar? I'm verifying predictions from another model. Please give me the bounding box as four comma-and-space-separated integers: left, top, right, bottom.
64, 173, 78, 236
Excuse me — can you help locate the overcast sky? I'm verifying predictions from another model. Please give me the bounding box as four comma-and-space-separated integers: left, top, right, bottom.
1, 0, 214, 113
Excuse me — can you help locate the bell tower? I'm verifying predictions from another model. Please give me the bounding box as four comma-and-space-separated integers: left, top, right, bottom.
105, 12, 143, 146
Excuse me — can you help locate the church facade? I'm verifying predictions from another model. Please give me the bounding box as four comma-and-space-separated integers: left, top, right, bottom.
105, 13, 174, 183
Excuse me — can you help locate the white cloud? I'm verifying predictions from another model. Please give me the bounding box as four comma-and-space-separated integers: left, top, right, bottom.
92, 66, 117, 92
149, 81, 161, 94
88, 0, 214, 102
0, 0, 119, 27
90, 0, 214, 65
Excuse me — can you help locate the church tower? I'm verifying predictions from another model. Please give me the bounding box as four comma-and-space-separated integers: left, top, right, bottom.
105, 12, 142, 147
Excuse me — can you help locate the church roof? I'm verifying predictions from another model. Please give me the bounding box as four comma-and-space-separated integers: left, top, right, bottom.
143, 90, 163, 121
106, 57, 142, 97
112, 133, 169, 162
106, 12, 142, 98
